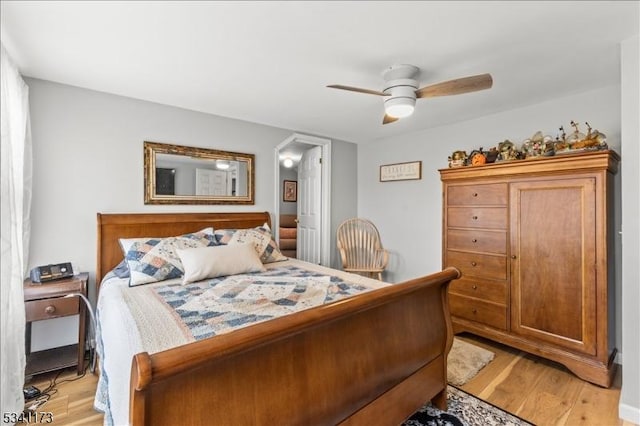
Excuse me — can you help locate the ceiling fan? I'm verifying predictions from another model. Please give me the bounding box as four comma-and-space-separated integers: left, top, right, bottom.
327, 64, 493, 125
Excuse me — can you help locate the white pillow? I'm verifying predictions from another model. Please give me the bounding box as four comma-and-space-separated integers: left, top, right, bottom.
177, 243, 266, 285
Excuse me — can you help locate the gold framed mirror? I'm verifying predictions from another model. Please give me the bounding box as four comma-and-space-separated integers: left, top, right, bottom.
144, 141, 255, 205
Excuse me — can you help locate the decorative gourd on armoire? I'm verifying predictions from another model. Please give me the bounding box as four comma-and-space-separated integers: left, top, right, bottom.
440, 150, 619, 387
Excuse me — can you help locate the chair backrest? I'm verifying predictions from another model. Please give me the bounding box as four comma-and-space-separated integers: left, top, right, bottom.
336, 218, 385, 271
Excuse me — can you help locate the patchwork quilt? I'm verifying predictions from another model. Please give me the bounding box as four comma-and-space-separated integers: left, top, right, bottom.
142, 265, 371, 341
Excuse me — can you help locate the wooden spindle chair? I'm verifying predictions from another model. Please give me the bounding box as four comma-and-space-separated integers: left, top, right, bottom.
336, 218, 389, 281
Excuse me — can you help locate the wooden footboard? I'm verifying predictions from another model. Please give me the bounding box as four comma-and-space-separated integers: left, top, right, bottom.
129, 267, 460, 425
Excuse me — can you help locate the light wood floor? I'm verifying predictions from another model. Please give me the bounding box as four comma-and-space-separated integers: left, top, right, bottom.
24, 334, 636, 425
456, 334, 635, 426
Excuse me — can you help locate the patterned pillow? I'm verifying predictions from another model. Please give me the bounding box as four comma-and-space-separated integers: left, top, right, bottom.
120, 228, 217, 286
214, 223, 287, 264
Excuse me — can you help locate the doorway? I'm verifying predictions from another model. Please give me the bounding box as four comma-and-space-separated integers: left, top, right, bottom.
274, 133, 331, 266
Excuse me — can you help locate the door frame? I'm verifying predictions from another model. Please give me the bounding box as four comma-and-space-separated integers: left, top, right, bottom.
274, 133, 331, 267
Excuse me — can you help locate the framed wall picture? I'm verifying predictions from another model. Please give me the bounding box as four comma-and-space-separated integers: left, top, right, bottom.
380, 161, 422, 182
283, 180, 297, 202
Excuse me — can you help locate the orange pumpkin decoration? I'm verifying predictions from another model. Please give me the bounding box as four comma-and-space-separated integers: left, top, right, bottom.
470, 151, 487, 166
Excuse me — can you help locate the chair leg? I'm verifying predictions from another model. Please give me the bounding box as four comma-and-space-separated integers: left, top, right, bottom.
377, 272, 382, 281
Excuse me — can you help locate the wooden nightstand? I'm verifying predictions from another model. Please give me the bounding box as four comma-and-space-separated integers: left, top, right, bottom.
23, 273, 88, 376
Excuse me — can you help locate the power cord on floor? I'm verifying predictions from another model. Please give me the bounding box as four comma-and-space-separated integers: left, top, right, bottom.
23, 356, 90, 414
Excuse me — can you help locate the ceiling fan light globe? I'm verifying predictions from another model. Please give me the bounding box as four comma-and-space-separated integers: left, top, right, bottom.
386, 104, 414, 118
283, 158, 294, 168
385, 97, 415, 118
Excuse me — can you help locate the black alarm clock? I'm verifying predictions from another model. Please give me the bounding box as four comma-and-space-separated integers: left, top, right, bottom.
30, 262, 74, 283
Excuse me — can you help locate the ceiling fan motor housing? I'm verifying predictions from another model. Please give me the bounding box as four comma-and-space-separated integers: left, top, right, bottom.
381, 65, 420, 118
383, 78, 418, 118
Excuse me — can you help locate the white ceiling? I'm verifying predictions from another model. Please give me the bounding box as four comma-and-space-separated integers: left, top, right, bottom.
1, 1, 638, 143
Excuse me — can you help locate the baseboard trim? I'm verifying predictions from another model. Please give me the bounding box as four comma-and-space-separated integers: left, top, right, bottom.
619, 402, 640, 424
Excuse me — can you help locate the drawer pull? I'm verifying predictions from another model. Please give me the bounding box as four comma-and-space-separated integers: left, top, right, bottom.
44, 305, 56, 315
472, 238, 478, 243
472, 308, 478, 314
511, 255, 517, 259
472, 284, 478, 290
473, 193, 478, 197
472, 215, 478, 220
471, 261, 477, 267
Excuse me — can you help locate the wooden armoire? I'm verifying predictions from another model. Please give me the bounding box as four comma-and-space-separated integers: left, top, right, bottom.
440, 150, 619, 387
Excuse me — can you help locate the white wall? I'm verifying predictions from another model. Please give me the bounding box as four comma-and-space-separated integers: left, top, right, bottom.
620, 34, 640, 424
330, 140, 358, 269
25, 78, 358, 348
358, 84, 624, 353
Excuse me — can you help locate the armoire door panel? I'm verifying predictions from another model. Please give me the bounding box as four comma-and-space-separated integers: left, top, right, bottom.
510, 178, 597, 355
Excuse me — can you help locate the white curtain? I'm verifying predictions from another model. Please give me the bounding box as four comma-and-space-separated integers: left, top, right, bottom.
1, 43, 32, 417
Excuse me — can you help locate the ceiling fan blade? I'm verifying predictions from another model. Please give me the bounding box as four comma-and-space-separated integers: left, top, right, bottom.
415, 73, 493, 99
327, 85, 389, 96
383, 114, 399, 125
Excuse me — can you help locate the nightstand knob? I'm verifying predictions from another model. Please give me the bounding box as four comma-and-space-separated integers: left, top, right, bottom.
472, 308, 478, 314
471, 261, 477, 267
472, 238, 478, 243
472, 284, 478, 290
472, 215, 478, 220
45, 305, 56, 315
473, 193, 478, 197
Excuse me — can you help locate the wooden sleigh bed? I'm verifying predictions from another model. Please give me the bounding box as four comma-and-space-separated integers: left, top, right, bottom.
96, 211, 459, 425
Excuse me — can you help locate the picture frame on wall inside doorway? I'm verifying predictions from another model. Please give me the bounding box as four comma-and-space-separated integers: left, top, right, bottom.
283, 180, 297, 202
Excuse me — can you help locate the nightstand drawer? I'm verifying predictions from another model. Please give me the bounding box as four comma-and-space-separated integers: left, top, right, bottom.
448, 206, 507, 229
447, 183, 507, 206
25, 297, 79, 322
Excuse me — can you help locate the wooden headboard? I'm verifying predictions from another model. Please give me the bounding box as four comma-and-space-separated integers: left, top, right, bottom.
96, 212, 271, 288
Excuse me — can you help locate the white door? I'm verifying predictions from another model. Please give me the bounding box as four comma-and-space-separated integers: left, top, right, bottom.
297, 146, 322, 264
196, 169, 228, 195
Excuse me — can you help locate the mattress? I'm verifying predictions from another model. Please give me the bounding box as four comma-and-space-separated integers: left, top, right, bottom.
94, 258, 387, 425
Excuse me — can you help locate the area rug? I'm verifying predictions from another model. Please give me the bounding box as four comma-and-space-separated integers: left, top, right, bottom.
447, 338, 495, 386
403, 385, 534, 426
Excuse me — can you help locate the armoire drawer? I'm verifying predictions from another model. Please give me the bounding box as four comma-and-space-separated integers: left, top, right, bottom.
449, 277, 507, 305
446, 250, 507, 280
447, 206, 507, 229
449, 294, 507, 330
447, 229, 506, 254
447, 183, 508, 206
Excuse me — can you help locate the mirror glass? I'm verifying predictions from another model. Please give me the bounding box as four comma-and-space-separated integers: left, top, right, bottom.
144, 141, 254, 204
